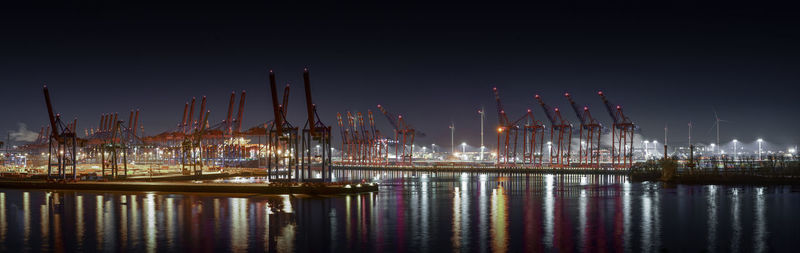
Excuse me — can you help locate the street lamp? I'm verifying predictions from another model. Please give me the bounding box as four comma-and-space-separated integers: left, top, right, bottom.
732, 139, 738, 161
758, 138, 763, 161
478, 107, 485, 161
644, 140, 650, 159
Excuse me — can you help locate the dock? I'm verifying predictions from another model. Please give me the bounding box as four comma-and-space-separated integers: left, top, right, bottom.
0, 180, 379, 195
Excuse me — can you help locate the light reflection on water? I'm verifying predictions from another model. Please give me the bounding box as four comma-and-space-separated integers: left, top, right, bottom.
0, 172, 797, 252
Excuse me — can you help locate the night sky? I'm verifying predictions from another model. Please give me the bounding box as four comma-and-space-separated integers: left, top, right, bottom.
2, 2, 799, 150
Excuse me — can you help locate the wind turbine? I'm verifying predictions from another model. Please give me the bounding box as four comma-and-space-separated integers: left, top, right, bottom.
712, 109, 728, 156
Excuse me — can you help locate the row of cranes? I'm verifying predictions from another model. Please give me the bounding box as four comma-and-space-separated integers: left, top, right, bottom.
336, 111, 388, 165
333, 87, 634, 169
265, 68, 332, 182
35, 67, 331, 182
336, 104, 426, 166
84, 110, 143, 178
493, 88, 635, 168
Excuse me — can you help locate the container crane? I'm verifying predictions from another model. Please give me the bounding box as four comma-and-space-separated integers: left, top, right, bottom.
492, 87, 545, 167
493, 87, 515, 164
266, 70, 299, 181
336, 113, 350, 164
377, 104, 417, 164
535, 94, 572, 167
598, 90, 635, 168
564, 92, 601, 168
299, 67, 332, 181
42, 84, 77, 181
367, 110, 387, 164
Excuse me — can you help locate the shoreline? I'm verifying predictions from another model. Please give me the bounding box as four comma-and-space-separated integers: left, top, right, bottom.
0, 180, 379, 195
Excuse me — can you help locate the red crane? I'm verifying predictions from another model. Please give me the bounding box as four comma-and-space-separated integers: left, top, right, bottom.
519, 109, 546, 167
367, 110, 387, 164
535, 94, 573, 167
598, 91, 635, 168
565, 92, 602, 168
493, 87, 545, 166
377, 104, 418, 165
493, 87, 514, 164
336, 113, 350, 164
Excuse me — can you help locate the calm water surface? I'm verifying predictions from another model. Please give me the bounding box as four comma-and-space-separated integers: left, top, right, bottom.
1, 173, 799, 252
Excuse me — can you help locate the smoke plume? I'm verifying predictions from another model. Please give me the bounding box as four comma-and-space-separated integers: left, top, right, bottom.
9, 123, 39, 142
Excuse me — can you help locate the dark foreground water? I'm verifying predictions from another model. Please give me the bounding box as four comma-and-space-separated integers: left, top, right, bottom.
1, 173, 799, 252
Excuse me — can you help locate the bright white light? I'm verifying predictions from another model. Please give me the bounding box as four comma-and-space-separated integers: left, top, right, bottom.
758, 138, 763, 142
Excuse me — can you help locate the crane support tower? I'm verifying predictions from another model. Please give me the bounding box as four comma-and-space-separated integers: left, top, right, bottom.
598, 91, 635, 168
564, 92, 602, 168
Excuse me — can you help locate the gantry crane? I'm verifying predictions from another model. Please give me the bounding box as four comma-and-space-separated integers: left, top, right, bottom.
300, 67, 332, 182
493, 87, 515, 164
598, 91, 635, 168
336, 112, 351, 164
266, 70, 299, 181
42, 84, 77, 181
565, 92, 601, 168
493, 87, 545, 166
367, 110, 387, 164
535, 94, 572, 167
377, 104, 420, 164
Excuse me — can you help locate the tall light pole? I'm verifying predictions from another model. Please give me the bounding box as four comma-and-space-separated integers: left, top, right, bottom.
758, 138, 763, 161
644, 140, 650, 159
478, 107, 485, 161
449, 122, 455, 157
732, 139, 738, 161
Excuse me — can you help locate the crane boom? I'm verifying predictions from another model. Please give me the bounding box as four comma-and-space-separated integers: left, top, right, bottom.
377, 104, 400, 131
186, 97, 196, 133
564, 92, 587, 126
597, 91, 619, 124
492, 87, 509, 125
226, 91, 236, 133
303, 68, 316, 131
268, 70, 283, 135
235, 91, 246, 133
534, 94, 557, 125
42, 84, 59, 136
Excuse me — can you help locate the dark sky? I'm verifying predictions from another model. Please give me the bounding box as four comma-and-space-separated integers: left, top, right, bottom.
2, 1, 799, 150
